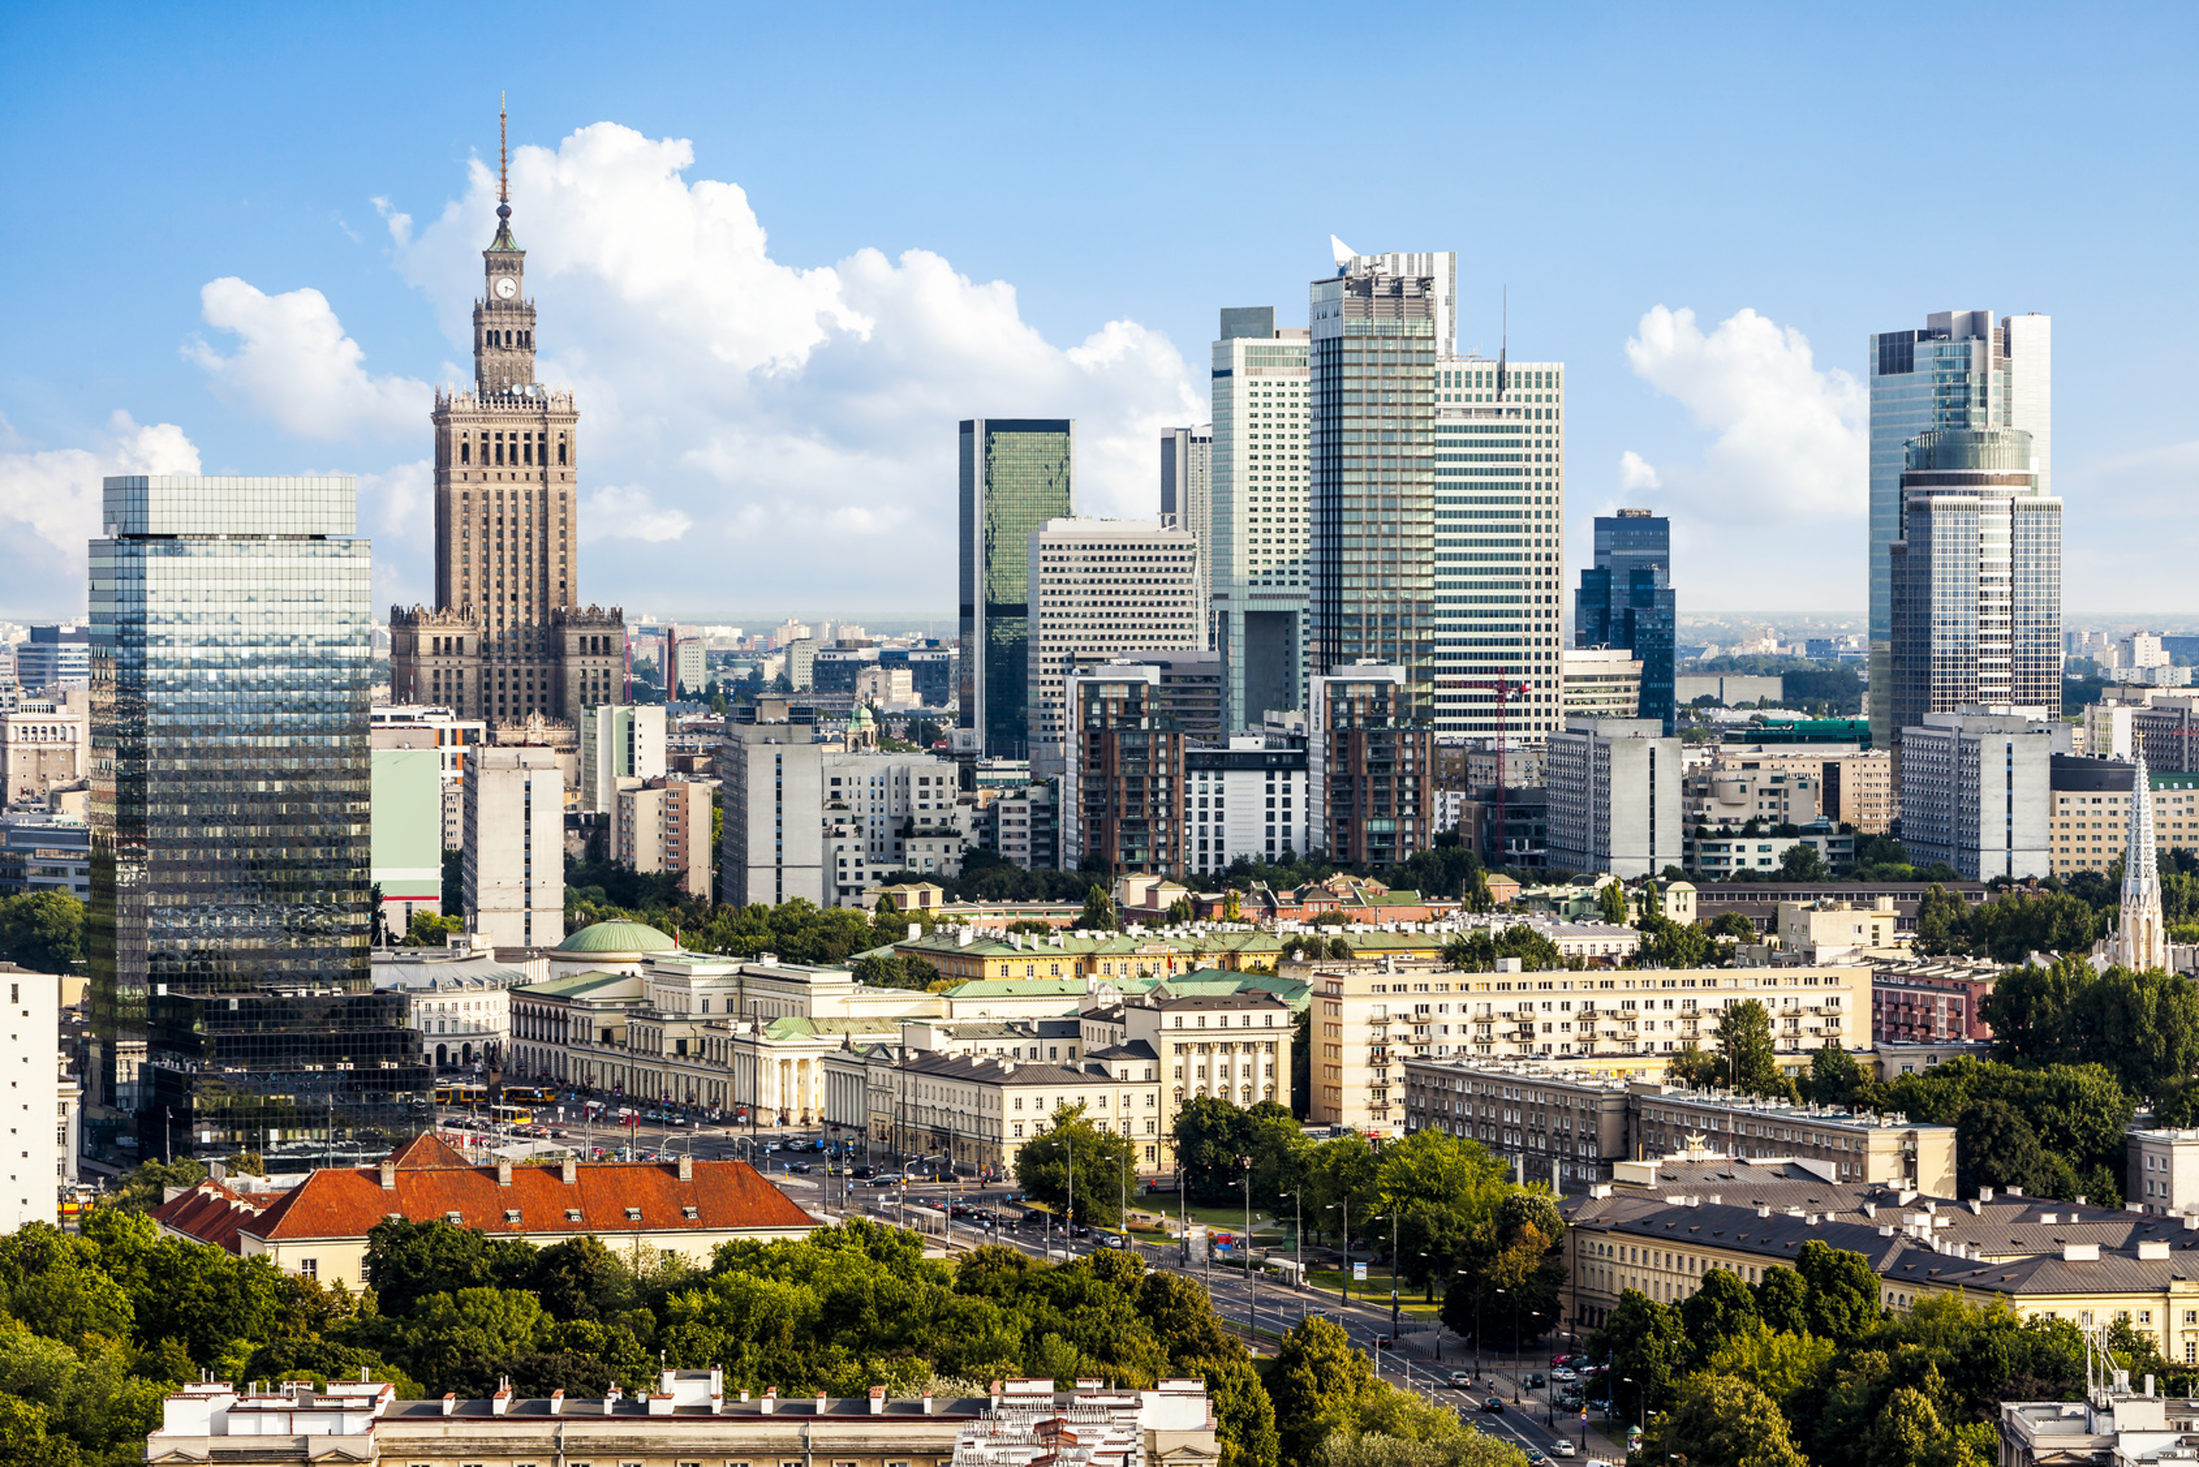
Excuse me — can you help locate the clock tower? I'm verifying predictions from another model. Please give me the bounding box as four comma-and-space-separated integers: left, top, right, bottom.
390, 102, 624, 731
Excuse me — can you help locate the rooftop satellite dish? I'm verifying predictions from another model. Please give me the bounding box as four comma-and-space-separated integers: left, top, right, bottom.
1330, 234, 1356, 269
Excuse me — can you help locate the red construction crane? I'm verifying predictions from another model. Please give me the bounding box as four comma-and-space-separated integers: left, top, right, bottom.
1463, 669, 1532, 868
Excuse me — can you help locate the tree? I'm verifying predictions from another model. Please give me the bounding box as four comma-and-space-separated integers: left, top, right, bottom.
1714, 1000, 1787, 1097
1588, 1289, 1686, 1422
1779, 843, 1832, 881
1708, 911, 1758, 942
1797, 1046, 1875, 1109
1704, 1319, 1838, 1409
1640, 1371, 1807, 1467
1914, 884, 1972, 956
1795, 1241, 1884, 1345
1752, 1266, 1810, 1337
0, 892, 83, 973
1956, 1099, 2054, 1198
1678, 1268, 1759, 1367
1598, 880, 1628, 926
361, 1219, 534, 1319
1268, 1316, 1375, 1463
1013, 1104, 1137, 1225
1077, 885, 1119, 931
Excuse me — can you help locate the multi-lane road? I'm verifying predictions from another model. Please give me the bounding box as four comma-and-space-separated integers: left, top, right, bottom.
440, 1109, 1625, 1462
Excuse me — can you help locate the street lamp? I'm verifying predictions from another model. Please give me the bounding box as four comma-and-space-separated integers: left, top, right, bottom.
1239, 1154, 1256, 1342
1370, 1211, 1403, 1340
1278, 1190, 1304, 1294
1326, 1199, 1351, 1303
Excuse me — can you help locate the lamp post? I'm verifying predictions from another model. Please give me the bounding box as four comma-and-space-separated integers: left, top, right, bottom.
1327, 1199, 1351, 1302
1373, 1211, 1402, 1340
1278, 1190, 1304, 1298
1240, 1154, 1256, 1343
1491, 1285, 1507, 1388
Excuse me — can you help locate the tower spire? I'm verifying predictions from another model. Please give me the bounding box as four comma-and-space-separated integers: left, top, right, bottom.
490, 94, 518, 251
2113, 747, 2168, 971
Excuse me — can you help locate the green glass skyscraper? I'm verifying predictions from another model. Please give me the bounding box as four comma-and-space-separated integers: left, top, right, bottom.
959, 419, 1073, 758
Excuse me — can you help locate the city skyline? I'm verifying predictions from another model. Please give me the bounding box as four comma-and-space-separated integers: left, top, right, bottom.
3, 6, 2194, 622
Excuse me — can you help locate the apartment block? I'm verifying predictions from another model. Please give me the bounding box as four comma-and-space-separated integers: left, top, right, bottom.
462, 746, 564, 949
579, 702, 667, 813
614, 776, 716, 900
1870, 957, 2001, 1044
1898, 712, 2052, 881
1307, 663, 1435, 867
1185, 737, 1308, 876
1546, 718, 1683, 877
2050, 754, 2199, 875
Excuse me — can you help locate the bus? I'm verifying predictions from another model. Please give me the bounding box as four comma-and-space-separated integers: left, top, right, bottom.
490, 1105, 534, 1127
502, 1085, 560, 1105
435, 1083, 489, 1107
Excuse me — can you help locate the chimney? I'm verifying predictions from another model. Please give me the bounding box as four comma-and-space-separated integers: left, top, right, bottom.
491, 1381, 512, 1416
498, 1158, 514, 1187
922, 1392, 935, 1415
679, 1153, 694, 1182
762, 1387, 777, 1414
548, 1390, 564, 1415
604, 1384, 623, 1415
441, 1394, 456, 1416
814, 1390, 828, 1414
562, 1156, 578, 1185
869, 1386, 885, 1415
379, 1160, 397, 1191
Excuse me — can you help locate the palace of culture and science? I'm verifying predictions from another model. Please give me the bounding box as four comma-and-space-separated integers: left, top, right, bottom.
389, 110, 624, 724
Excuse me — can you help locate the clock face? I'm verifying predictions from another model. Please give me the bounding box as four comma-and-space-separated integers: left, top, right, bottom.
495, 276, 517, 300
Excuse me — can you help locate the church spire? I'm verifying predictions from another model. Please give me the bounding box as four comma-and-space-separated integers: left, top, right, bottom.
2112, 747, 2168, 971
490, 94, 519, 252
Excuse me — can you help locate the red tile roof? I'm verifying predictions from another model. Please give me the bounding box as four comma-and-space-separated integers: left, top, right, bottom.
237, 1157, 816, 1243
385, 1132, 473, 1169
151, 1179, 267, 1255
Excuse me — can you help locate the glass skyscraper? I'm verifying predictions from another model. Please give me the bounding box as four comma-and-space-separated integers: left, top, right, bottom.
1574, 510, 1677, 734
1310, 252, 1444, 717
958, 419, 1073, 758
88, 475, 428, 1162
1208, 308, 1311, 730
1868, 310, 2050, 750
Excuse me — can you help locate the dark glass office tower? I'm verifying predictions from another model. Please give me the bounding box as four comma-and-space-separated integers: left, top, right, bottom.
958, 419, 1073, 758
1574, 510, 1677, 734
88, 475, 429, 1164
1309, 253, 1442, 718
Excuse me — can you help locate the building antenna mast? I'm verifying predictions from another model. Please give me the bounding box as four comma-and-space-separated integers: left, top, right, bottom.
1496, 288, 1509, 399
498, 93, 510, 205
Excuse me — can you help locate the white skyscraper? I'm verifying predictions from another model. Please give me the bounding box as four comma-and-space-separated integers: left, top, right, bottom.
1432, 353, 1568, 737
1208, 308, 1311, 731
1024, 518, 1203, 778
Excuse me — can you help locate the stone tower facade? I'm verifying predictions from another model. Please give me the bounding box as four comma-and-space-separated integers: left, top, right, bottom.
2113, 748, 2168, 973
391, 107, 624, 726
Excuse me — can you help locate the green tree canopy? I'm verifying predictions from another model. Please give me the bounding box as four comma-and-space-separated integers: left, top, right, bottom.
1013, 1103, 1137, 1225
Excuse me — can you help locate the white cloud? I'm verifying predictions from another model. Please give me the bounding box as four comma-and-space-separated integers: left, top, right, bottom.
1618, 450, 1662, 492
383, 121, 1201, 610
1618, 305, 1868, 609
185, 278, 428, 441
0, 411, 200, 613
357, 459, 432, 609
371, 196, 412, 249
582, 484, 692, 544
2059, 439, 2199, 612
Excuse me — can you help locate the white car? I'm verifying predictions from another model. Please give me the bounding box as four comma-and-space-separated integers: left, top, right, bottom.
1549, 1442, 1577, 1458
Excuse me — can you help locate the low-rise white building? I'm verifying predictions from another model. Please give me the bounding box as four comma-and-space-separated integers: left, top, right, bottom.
0, 964, 60, 1229
370, 944, 531, 1073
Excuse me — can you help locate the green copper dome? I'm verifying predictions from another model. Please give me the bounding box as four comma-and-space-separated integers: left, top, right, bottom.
555, 920, 678, 955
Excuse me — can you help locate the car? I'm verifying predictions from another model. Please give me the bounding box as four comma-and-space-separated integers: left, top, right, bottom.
1525, 1450, 1546, 1464
1551, 1367, 1578, 1382
1069, 1224, 1092, 1239
850, 1165, 876, 1180
1585, 1458, 1617, 1467
1448, 1372, 1477, 1390
1480, 1398, 1504, 1414
1371, 1335, 1397, 1349
1097, 1233, 1127, 1249
1549, 1442, 1577, 1458
869, 1174, 902, 1187
1550, 1353, 1575, 1367
784, 1161, 812, 1174
1527, 1373, 1546, 1389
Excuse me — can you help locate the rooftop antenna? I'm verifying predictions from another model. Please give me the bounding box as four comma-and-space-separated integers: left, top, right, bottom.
1496, 288, 1509, 400
498, 93, 510, 206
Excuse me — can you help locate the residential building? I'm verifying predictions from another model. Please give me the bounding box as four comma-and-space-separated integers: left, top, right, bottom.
2132, 696, 2199, 774
1185, 737, 1309, 876
1685, 764, 1823, 830
613, 776, 715, 900
1545, 717, 1683, 877
370, 705, 487, 848
463, 746, 564, 948
1711, 741, 1894, 834
1403, 1062, 1951, 1193
717, 696, 826, 906
1159, 425, 1214, 643
578, 702, 666, 813
369, 944, 531, 1071
1870, 957, 2002, 1043
1108, 989, 1292, 1170
142, 1371, 1219, 1467
1060, 662, 1184, 874
1310, 248, 1446, 716
1887, 427, 2062, 773
0, 967, 61, 1229
1208, 307, 1311, 731
11, 624, 89, 692
1562, 647, 1642, 721
2002, 1387, 2199, 1467
151, 1134, 813, 1286
959, 418, 1074, 758
2129, 1128, 2199, 1216
89, 474, 426, 1162
2052, 754, 2199, 876
1869, 309, 2051, 750
370, 747, 444, 930
1, 694, 87, 806
1433, 353, 1569, 738
1772, 898, 1903, 961
388, 119, 626, 724
1307, 663, 1435, 867
1898, 711, 2053, 881
1025, 518, 1202, 778
1694, 880, 1989, 937
1574, 510, 1676, 733
986, 782, 1057, 871
0, 811, 89, 901
1689, 830, 1852, 879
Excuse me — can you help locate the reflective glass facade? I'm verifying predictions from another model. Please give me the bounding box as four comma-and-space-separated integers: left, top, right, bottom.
1574, 511, 1676, 734
958, 420, 1073, 758
89, 475, 429, 1162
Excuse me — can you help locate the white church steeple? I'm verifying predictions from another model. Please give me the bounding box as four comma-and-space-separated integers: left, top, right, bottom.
2111, 748, 2168, 972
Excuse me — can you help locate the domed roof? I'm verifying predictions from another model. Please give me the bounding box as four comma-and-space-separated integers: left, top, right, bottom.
850, 703, 875, 727
554, 920, 678, 955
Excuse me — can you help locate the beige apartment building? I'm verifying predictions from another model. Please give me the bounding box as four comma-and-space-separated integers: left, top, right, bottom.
1312, 957, 1872, 1133
1712, 743, 1893, 834
2051, 757, 2199, 875
614, 774, 716, 900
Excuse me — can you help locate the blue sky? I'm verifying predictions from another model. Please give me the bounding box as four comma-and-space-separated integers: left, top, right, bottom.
3, 2, 2193, 624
